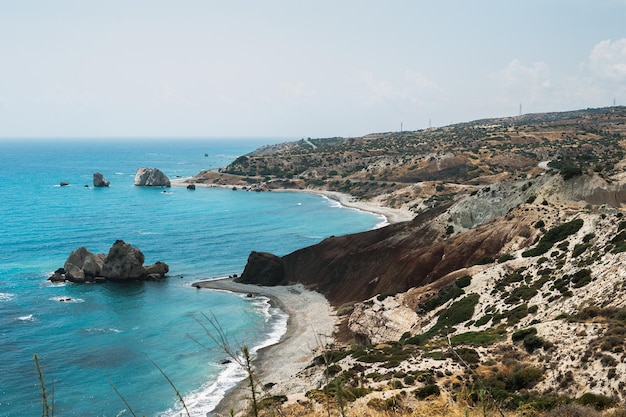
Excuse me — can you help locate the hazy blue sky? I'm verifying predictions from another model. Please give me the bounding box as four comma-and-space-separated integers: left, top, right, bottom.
1, 0, 625, 139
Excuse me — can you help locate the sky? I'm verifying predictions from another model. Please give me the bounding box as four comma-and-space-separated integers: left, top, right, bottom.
0, 0, 625, 139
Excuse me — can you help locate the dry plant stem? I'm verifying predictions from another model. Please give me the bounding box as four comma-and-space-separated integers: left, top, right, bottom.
195, 312, 285, 417
147, 356, 191, 417
107, 374, 138, 417
313, 329, 333, 417
34, 353, 52, 417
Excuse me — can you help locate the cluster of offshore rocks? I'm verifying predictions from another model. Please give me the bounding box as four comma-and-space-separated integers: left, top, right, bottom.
59, 167, 172, 188
49, 240, 169, 283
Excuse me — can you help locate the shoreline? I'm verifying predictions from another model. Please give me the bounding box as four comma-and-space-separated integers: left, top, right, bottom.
193, 278, 336, 416
171, 178, 414, 225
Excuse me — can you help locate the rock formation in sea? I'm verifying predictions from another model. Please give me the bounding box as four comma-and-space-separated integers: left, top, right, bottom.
234, 251, 286, 286
49, 240, 169, 283
93, 172, 110, 187
61, 246, 106, 282
133, 167, 171, 187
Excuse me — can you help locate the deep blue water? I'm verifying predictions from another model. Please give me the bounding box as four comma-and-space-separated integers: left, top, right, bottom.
0, 139, 382, 416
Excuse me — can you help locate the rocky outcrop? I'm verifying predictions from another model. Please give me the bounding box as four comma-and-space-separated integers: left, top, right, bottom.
49, 240, 169, 283
93, 172, 110, 187
101, 240, 146, 279
63, 246, 106, 282
348, 294, 420, 345
234, 251, 286, 286
134, 168, 171, 187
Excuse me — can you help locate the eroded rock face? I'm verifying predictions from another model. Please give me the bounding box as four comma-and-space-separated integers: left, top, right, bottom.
101, 240, 145, 280
134, 168, 171, 187
93, 172, 110, 187
349, 295, 420, 345
63, 247, 106, 282
51, 240, 168, 283
142, 261, 170, 280
235, 251, 286, 286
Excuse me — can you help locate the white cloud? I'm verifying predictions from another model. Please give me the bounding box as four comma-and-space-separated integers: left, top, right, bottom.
280, 81, 316, 100
496, 59, 551, 94
357, 70, 445, 106
589, 38, 626, 81
488, 59, 553, 113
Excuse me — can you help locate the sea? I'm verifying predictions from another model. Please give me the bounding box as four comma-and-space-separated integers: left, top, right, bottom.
0, 138, 384, 417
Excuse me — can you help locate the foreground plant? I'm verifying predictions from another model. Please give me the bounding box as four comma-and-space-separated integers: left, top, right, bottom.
194, 312, 285, 417
34, 353, 54, 417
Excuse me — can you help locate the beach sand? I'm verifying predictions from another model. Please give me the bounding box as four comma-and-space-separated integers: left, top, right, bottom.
298, 189, 414, 224
194, 278, 335, 416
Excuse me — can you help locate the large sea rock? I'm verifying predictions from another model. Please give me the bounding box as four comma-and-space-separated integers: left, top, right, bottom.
50, 240, 169, 283
134, 168, 171, 187
234, 251, 286, 286
93, 172, 110, 187
63, 246, 106, 282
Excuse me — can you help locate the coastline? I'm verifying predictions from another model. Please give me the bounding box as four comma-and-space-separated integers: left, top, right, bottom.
171, 178, 414, 225
176, 177, 414, 415
288, 188, 414, 224
193, 278, 336, 416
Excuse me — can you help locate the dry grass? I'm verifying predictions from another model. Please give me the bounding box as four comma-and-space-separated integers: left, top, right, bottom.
257, 395, 518, 417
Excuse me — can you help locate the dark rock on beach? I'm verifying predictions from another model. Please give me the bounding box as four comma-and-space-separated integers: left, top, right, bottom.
50, 240, 169, 283
93, 172, 110, 187
186, 183, 196, 190
234, 251, 286, 286
134, 167, 171, 187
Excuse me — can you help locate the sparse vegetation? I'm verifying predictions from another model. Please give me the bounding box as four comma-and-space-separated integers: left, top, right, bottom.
522, 219, 584, 257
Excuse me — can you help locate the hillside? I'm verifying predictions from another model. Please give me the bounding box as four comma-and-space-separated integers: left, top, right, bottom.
188, 107, 626, 416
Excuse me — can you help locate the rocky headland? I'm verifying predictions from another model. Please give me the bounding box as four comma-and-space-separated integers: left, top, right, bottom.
190, 107, 626, 417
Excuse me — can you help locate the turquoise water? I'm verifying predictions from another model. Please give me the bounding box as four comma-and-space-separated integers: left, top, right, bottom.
0, 139, 382, 416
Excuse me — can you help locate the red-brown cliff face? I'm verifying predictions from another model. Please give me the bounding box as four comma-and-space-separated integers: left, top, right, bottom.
279, 203, 539, 306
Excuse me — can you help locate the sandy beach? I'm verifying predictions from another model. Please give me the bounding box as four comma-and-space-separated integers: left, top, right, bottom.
194, 278, 336, 415
298, 189, 414, 224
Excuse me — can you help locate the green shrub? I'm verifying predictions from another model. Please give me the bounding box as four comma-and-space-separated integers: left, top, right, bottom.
523, 334, 551, 353
577, 392, 616, 410
523, 219, 584, 257
455, 275, 472, 288
509, 366, 544, 390
431, 294, 480, 333
498, 253, 515, 263
414, 384, 440, 400
474, 314, 493, 327
421, 285, 465, 312
512, 327, 537, 342
450, 329, 505, 346
502, 303, 529, 326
